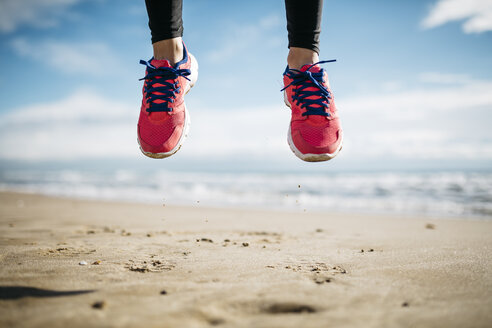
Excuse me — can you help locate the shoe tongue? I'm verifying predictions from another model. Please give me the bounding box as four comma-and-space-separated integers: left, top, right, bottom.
150, 58, 173, 68
299, 64, 326, 123
300, 63, 322, 73
147, 59, 174, 119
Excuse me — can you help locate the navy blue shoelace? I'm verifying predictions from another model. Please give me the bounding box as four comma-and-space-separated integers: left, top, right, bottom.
281, 60, 336, 117
139, 59, 191, 112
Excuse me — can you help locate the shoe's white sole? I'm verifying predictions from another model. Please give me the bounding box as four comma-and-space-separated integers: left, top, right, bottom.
138, 53, 199, 159
284, 91, 343, 162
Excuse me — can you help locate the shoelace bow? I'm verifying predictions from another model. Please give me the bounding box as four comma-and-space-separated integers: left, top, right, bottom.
281, 60, 336, 117
139, 59, 191, 112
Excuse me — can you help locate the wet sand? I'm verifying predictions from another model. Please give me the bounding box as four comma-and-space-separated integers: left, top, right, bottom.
0, 191, 491, 327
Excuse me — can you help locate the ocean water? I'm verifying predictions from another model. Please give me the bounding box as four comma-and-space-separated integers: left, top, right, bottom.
1, 169, 491, 219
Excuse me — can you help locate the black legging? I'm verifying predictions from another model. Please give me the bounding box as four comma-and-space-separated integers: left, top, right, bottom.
144, 0, 323, 54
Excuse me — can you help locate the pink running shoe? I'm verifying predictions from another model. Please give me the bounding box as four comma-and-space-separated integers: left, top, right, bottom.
137, 44, 198, 159
282, 60, 343, 162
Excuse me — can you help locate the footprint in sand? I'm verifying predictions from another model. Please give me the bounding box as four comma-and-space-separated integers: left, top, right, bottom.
281, 262, 347, 285
283, 262, 347, 274
125, 259, 175, 273
241, 231, 284, 243
313, 276, 332, 284
262, 302, 317, 314
208, 318, 225, 326
44, 247, 97, 256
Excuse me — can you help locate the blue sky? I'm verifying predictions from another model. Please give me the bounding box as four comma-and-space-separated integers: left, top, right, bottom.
0, 0, 491, 172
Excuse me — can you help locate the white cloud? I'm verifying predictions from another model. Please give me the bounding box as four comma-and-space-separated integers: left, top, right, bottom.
0, 91, 138, 160
183, 102, 288, 159
0, 90, 289, 161
11, 38, 118, 76
0, 74, 491, 163
1, 91, 135, 125
339, 75, 492, 160
418, 72, 474, 84
0, 0, 82, 33
422, 0, 492, 33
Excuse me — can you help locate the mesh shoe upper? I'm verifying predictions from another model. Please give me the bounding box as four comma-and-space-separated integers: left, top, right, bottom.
282, 61, 342, 156
137, 46, 193, 155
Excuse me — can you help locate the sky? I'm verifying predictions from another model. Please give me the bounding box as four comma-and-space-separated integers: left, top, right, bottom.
0, 0, 491, 173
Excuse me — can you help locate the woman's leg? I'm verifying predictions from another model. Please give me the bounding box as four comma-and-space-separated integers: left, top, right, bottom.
138, 0, 198, 159
282, 0, 343, 162
145, 0, 184, 64
285, 0, 323, 69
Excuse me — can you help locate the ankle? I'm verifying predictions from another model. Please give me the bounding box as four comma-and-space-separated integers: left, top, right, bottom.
287, 47, 319, 70
153, 37, 183, 65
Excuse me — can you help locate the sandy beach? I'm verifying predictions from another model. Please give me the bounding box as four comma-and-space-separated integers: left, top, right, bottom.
0, 191, 491, 327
